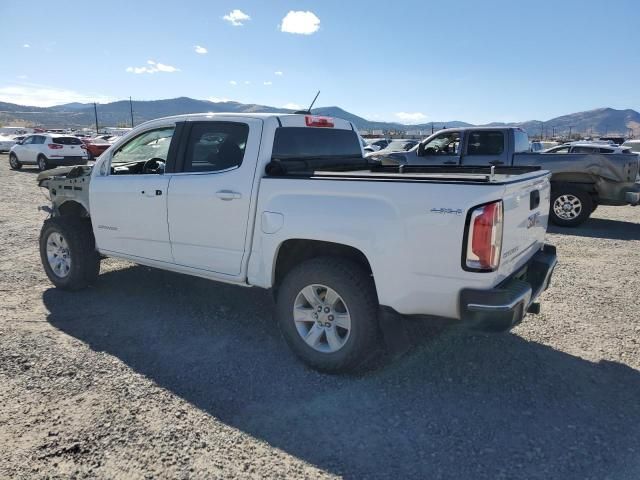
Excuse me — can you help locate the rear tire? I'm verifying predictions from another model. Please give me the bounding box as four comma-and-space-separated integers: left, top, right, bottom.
276, 257, 379, 373
37, 155, 49, 171
550, 187, 592, 227
9, 152, 22, 170
39, 217, 101, 290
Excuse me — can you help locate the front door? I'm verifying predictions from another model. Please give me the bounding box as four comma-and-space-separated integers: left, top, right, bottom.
415, 131, 461, 165
167, 119, 262, 276
89, 126, 176, 262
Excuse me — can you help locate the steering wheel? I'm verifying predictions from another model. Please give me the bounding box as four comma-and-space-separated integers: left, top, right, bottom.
425, 146, 439, 155
142, 158, 166, 174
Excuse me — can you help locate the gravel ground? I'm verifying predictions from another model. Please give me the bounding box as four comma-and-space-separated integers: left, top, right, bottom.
0, 156, 639, 479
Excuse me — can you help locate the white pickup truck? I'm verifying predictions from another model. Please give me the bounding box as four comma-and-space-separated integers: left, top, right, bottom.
37, 113, 557, 372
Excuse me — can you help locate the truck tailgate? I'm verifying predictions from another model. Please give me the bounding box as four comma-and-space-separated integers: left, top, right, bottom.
495, 173, 551, 282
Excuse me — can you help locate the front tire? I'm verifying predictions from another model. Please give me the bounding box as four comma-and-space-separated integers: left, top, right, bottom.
276, 257, 379, 373
39, 217, 101, 290
9, 152, 22, 170
37, 155, 49, 171
550, 187, 593, 227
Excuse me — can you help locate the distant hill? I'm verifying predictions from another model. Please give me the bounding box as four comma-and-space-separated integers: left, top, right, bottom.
0, 97, 638, 137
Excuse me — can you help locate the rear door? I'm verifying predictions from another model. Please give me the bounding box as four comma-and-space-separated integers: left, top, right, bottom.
460, 130, 509, 166
167, 118, 262, 276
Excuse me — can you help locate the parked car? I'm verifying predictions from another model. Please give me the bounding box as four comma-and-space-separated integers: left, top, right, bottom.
9, 134, 88, 171
544, 142, 634, 154
81, 137, 111, 160
0, 135, 18, 152
375, 127, 640, 227
367, 139, 418, 156
36, 113, 556, 372
621, 139, 640, 154
365, 138, 390, 151
530, 140, 559, 152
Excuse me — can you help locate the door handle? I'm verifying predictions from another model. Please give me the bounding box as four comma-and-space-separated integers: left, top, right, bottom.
141, 190, 162, 197
216, 190, 242, 201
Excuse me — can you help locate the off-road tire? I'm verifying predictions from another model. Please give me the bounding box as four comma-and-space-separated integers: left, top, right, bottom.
550, 187, 593, 227
37, 155, 49, 171
40, 217, 100, 290
9, 152, 22, 170
276, 257, 379, 373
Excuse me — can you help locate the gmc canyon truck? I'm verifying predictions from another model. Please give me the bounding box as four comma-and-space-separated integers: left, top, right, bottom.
37, 113, 557, 372
371, 127, 640, 226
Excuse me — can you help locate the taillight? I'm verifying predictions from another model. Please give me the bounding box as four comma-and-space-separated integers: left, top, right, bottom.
48, 144, 63, 149
305, 115, 334, 127
464, 201, 503, 271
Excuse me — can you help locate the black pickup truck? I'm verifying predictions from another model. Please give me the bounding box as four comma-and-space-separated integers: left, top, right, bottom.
371, 127, 640, 226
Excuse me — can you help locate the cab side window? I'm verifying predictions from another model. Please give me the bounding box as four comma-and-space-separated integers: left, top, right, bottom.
466, 131, 505, 155
182, 122, 249, 173
109, 127, 175, 175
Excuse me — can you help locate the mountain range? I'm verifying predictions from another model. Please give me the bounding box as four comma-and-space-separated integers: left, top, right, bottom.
0, 97, 638, 137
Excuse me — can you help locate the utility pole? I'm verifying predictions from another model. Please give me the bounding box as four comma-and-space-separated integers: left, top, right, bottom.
604, 124, 608, 136
431, 122, 434, 134
93, 102, 99, 134
568, 125, 574, 140
540, 121, 544, 140
129, 97, 135, 128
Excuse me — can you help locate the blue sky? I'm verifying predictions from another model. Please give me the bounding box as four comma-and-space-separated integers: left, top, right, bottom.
1, 0, 639, 124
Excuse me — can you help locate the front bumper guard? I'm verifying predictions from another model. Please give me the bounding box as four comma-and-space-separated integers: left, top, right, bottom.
460, 244, 557, 332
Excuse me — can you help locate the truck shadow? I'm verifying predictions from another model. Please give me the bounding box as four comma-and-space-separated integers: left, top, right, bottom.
548, 217, 640, 241
43, 265, 640, 479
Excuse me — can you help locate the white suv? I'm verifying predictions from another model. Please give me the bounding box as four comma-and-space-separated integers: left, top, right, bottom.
9, 134, 88, 171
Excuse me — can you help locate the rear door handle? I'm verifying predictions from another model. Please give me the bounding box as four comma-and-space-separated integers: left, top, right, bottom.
216, 190, 242, 201
141, 189, 162, 197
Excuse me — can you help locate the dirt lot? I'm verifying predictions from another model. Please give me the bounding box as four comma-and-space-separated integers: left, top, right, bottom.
0, 156, 639, 479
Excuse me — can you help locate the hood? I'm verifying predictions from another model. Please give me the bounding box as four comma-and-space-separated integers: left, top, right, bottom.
36, 165, 93, 183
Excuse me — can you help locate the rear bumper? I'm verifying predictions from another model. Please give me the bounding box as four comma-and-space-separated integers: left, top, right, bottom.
459, 244, 557, 331
624, 183, 640, 205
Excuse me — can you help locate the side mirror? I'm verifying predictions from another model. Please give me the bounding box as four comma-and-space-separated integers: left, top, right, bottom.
417, 143, 425, 156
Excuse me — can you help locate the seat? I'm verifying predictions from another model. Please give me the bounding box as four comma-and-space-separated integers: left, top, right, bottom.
216, 140, 243, 170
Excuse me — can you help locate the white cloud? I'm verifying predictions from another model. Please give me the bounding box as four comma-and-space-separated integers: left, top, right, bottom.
16, 75, 28, 80
23, 43, 30, 48
244, 80, 251, 85
0, 84, 112, 107
274, 71, 283, 76
263, 81, 272, 86
280, 11, 320, 35
283, 103, 302, 110
395, 112, 427, 123
194, 45, 207, 54
208, 97, 231, 103
223, 9, 250, 26
126, 60, 179, 74
229, 80, 237, 86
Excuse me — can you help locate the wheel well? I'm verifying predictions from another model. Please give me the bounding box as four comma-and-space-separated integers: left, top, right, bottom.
274, 239, 373, 289
58, 201, 89, 218
551, 181, 599, 204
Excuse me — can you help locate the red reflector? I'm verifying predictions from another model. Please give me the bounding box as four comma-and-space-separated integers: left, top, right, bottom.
305, 115, 334, 127
48, 144, 63, 149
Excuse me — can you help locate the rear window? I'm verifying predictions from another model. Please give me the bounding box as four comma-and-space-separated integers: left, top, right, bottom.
52, 136, 83, 145
272, 127, 362, 159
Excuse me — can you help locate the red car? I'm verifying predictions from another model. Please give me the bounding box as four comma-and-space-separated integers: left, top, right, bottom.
81, 138, 111, 160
